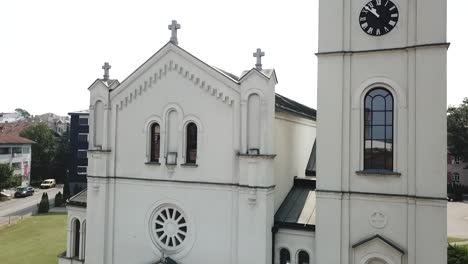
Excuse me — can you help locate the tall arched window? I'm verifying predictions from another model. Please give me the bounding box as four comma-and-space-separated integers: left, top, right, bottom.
366, 258, 387, 264
150, 123, 160, 162
280, 248, 291, 264
186, 122, 197, 164
297, 250, 309, 264
247, 93, 261, 154
364, 88, 393, 171
94, 100, 104, 147
73, 219, 81, 258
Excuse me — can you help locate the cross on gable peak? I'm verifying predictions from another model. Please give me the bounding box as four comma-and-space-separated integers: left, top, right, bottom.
102, 62, 111, 81
253, 48, 265, 71
168, 20, 181, 45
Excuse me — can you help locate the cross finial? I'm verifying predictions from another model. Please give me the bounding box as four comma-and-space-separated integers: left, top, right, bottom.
102, 62, 111, 81
168, 20, 181, 45
253, 48, 265, 71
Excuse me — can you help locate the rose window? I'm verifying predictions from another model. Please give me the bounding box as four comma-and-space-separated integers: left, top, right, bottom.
151, 206, 188, 251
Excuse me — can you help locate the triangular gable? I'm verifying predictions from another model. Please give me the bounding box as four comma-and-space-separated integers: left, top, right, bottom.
239, 68, 278, 84
110, 42, 241, 100
352, 234, 405, 255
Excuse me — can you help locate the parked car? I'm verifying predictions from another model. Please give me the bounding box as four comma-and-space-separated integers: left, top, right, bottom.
40, 179, 56, 189
14, 187, 34, 198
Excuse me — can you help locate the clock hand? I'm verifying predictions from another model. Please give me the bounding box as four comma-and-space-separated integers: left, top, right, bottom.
365, 6, 380, 18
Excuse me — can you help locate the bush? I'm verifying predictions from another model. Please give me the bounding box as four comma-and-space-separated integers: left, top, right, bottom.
448, 244, 468, 264
448, 183, 467, 201
37, 192, 49, 213
54, 192, 63, 207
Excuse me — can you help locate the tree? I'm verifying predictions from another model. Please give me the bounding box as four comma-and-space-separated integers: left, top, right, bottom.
53, 129, 70, 183
37, 192, 49, 213
448, 98, 468, 159
14, 108, 31, 119
54, 191, 63, 207
20, 123, 56, 183
63, 171, 71, 201
0, 164, 16, 190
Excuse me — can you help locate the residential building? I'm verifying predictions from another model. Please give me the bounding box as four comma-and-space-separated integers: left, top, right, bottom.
0, 134, 34, 186
68, 110, 89, 195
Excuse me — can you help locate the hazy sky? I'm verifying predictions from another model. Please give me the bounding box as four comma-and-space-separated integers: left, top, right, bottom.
0, 0, 464, 116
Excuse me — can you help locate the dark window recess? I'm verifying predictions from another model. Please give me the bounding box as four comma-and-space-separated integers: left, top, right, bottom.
78, 118, 88, 125
77, 167, 87, 174
74, 220, 80, 258
78, 134, 88, 142
0, 147, 10, 155
186, 123, 197, 164
12, 147, 22, 154
280, 248, 291, 264
298, 251, 310, 264
150, 123, 161, 162
77, 150, 87, 159
364, 88, 393, 171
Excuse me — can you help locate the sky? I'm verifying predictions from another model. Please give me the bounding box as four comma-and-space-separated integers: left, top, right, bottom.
0, 0, 464, 116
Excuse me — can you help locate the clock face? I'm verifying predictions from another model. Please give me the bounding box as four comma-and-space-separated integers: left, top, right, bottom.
359, 0, 399, 36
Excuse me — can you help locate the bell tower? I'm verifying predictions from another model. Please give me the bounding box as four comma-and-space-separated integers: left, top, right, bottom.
315, 0, 448, 263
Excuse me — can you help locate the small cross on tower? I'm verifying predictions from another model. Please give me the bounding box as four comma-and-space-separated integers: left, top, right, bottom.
168, 20, 181, 45
253, 48, 265, 71
102, 62, 111, 81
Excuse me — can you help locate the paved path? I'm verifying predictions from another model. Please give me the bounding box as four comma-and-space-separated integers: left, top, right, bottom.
448, 202, 468, 239
0, 187, 62, 225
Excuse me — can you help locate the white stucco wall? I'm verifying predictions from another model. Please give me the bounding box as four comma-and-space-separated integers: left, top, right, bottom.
275, 229, 315, 264
274, 113, 316, 211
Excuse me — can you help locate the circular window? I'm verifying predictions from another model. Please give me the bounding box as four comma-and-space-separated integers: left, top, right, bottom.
150, 205, 188, 252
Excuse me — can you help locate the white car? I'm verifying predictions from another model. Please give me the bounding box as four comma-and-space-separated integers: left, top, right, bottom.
40, 179, 56, 189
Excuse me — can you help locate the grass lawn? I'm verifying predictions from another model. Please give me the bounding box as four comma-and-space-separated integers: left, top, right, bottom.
0, 213, 67, 264
449, 237, 468, 243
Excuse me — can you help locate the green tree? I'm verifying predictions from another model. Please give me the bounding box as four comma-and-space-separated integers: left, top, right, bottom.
20, 123, 56, 182
53, 129, 70, 183
448, 98, 468, 159
14, 108, 31, 119
63, 171, 71, 201
37, 192, 50, 213
0, 164, 16, 190
54, 191, 63, 207
448, 244, 468, 264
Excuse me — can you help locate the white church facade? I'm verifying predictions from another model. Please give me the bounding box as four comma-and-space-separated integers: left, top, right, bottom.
58, 0, 448, 263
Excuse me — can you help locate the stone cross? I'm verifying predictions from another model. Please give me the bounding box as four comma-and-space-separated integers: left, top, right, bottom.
253, 48, 265, 71
102, 62, 111, 81
168, 20, 181, 45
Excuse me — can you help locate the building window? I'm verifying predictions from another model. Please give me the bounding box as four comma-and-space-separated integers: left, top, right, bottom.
73, 219, 80, 258
0, 147, 10, 155
186, 123, 197, 164
77, 167, 87, 174
454, 172, 460, 183
150, 123, 161, 162
247, 93, 261, 153
77, 150, 87, 159
12, 147, 22, 154
22, 147, 30, 154
78, 118, 88, 125
280, 248, 291, 264
78, 134, 88, 142
364, 88, 393, 171
297, 250, 309, 264
11, 162, 22, 170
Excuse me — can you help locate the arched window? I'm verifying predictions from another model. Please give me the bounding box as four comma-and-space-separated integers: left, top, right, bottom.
364, 88, 393, 171
73, 219, 80, 258
297, 250, 309, 264
94, 100, 104, 147
280, 248, 291, 264
247, 93, 261, 154
150, 123, 160, 162
186, 122, 197, 164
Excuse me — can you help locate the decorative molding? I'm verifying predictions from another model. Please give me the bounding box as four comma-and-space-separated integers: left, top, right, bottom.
116, 60, 234, 112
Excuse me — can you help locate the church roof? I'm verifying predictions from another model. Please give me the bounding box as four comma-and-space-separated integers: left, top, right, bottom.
275, 93, 317, 121
68, 189, 87, 208
274, 178, 316, 231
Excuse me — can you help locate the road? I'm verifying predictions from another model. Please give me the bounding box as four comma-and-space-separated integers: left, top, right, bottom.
448, 202, 468, 239
0, 186, 62, 225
